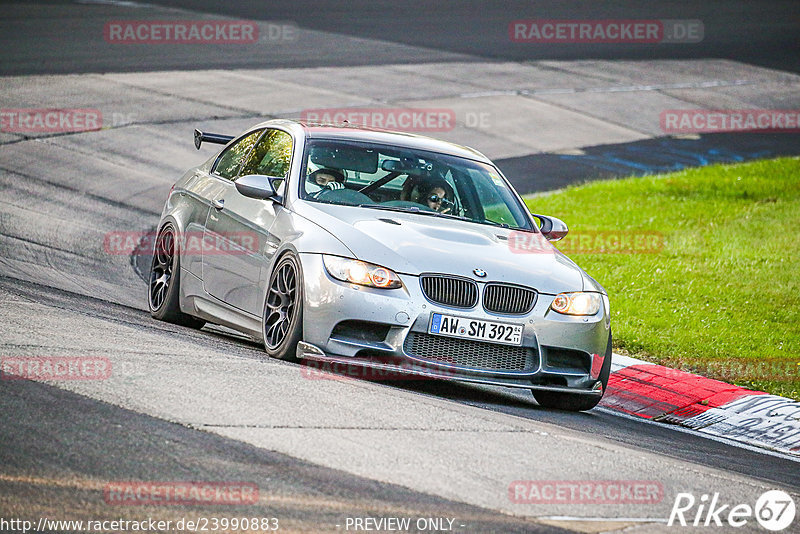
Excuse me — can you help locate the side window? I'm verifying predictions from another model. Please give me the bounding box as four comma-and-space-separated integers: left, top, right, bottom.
213, 129, 264, 180
238, 129, 293, 178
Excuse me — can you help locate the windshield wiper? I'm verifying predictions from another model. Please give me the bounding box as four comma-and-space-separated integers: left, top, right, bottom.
359, 204, 461, 220
424, 211, 472, 222
481, 219, 511, 228
358, 204, 516, 229
358, 203, 423, 213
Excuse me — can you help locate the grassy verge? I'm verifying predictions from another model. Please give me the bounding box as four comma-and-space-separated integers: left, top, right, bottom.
523, 157, 800, 400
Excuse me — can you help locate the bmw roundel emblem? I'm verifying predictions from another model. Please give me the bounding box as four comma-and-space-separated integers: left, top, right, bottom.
473, 268, 487, 278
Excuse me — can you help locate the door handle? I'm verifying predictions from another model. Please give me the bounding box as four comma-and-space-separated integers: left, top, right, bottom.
212, 198, 225, 210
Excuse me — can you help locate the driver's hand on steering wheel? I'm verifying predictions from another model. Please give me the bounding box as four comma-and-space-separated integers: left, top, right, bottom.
311, 180, 346, 198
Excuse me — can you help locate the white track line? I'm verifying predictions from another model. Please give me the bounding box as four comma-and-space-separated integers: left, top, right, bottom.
539, 516, 667, 523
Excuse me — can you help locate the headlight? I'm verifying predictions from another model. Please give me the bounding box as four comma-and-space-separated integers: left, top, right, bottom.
323, 255, 403, 289
550, 292, 602, 316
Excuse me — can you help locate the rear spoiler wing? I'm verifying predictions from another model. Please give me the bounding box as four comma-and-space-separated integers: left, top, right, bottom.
194, 128, 234, 150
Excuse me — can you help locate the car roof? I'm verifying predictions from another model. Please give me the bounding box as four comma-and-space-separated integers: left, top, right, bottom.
251, 118, 492, 163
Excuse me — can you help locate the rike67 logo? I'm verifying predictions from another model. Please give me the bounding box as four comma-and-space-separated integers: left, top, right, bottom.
668, 490, 796, 531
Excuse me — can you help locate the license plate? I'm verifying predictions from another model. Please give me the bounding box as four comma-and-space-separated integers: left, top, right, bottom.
428, 313, 523, 346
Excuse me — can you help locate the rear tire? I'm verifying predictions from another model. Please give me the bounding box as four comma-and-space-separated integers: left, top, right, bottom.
263, 253, 303, 361
148, 223, 206, 329
532, 332, 613, 412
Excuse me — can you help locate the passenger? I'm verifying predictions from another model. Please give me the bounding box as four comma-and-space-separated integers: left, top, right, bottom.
421, 182, 453, 214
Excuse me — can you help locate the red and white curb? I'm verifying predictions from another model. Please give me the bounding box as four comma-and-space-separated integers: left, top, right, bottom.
599, 354, 800, 458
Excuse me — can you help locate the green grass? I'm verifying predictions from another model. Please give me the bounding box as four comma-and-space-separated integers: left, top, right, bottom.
524, 157, 800, 400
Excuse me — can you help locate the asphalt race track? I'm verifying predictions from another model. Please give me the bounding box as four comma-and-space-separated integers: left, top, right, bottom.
1, 2, 799, 533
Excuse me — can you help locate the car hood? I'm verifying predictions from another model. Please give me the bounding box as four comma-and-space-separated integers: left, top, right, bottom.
294, 201, 587, 294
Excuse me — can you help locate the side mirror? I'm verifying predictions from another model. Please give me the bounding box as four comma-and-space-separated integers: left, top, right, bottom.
235, 174, 282, 202
531, 213, 569, 241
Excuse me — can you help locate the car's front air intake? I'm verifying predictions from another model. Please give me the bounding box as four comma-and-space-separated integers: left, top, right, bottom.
420, 275, 478, 308
483, 283, 537, 314
404, 332, 536, 372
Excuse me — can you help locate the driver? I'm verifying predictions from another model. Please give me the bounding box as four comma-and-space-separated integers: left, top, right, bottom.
306, 168, 346, 195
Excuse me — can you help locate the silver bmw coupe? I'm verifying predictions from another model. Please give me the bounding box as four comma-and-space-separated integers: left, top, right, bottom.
149, 119, 612, 411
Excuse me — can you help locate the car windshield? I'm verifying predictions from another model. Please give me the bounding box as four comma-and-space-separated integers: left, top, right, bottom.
299, 139, 534, 230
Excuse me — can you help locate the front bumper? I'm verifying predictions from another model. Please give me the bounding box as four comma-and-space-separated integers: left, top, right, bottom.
298, 253, 610, 393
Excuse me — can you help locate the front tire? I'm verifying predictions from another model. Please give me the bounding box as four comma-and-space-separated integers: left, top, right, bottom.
263, 253, 303, 361
532, 332, 613, 412
148, 223, 205, 329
